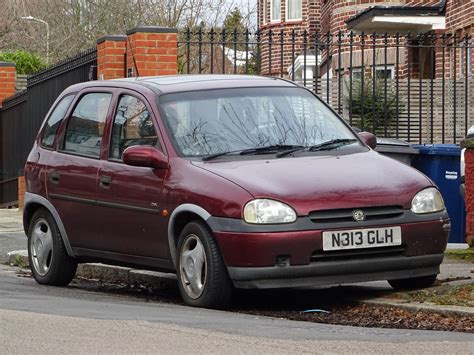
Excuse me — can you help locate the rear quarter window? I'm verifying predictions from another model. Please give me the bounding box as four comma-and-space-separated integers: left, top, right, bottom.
41, 95, 75, 148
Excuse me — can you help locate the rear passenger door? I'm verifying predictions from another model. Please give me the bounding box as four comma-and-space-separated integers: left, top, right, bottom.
96, 91, 169, 263
47, 90, 113, 251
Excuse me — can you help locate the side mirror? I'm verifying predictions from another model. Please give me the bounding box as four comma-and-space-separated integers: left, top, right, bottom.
122, 145, 169, 169
358, 131, 377, 149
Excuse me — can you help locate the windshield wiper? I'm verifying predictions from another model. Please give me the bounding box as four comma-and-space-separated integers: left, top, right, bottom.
277, 139, 359, 158
308, 139, 358, 152
203, 141, 357, 161
202, 150, 241, 161
276, 146, 307, 158
240, 144, 305, 156
203, 145, 306, 161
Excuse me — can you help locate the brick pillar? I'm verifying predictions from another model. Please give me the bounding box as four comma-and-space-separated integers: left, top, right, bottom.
97, 35, 127, 80
18, 176, 25, 208
461, 139, 474, 247
126, 26, 178, 77
0, 62, 16, 107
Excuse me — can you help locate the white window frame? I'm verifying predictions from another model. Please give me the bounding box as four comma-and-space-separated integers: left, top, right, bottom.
373, 65, 395, 80
262, 0, 267, 24
270, 0, 281, 22
286, 0, 302, 21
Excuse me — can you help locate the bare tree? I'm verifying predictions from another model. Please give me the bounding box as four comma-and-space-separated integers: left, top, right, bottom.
0, 0, 257, 63
0, 0, 23, 51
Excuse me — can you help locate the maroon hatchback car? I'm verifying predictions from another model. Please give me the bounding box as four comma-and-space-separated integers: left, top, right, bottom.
24, 75, 450, 308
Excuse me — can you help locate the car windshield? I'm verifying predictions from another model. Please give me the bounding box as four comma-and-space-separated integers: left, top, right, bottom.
159, 87, 359, 158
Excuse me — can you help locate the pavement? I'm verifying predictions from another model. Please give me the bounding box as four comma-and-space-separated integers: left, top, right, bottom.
2, 207, 474, 319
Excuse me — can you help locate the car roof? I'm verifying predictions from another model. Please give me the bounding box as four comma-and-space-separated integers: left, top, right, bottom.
62, 75, 298, 96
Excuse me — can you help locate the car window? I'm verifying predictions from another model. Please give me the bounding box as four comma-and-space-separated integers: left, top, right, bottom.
63, 93, 112, 157
110, 95, 159, 160
41, 95, 74, 148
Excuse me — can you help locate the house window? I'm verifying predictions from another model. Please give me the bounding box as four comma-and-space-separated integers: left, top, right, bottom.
287, 0, 302, 20
262, 0, 267, 24
350, 67, 362, 80
271, 0, 281, 22
374, 65, 395, 79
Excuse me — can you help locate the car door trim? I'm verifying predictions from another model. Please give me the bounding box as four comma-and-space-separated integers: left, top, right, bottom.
48, 193, 96, 206
49, 192, 160, 214
24, 192, 75, 257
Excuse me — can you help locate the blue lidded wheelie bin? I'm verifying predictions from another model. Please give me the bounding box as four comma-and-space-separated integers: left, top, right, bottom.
411, 144, 466, 243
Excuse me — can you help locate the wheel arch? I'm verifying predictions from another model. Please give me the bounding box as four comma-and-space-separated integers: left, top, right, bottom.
168, 204, 212, 269
23, 192, 75, 257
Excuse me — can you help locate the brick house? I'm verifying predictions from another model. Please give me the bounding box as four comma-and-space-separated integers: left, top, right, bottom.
259, 0, 473, 79
258, 0, 474, 143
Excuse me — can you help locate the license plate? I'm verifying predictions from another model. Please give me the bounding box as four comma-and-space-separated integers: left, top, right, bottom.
322, 226, 402, 251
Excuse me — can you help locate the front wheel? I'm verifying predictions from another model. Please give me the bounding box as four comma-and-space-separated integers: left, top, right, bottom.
177, 220, 233, 309
388, 274, 437, 290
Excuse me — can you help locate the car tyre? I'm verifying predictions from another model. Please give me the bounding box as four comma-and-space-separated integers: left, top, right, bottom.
28, 208, 77, 286
177, 220, 233, 309
388, 274, 437, 290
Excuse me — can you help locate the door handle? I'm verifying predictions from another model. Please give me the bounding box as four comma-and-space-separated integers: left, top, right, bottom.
49, 172, 60, 184
99, 175, 112, 188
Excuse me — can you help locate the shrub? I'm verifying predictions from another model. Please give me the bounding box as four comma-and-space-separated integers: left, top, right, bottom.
0, 50, 47, 75
346, 78, 404, 135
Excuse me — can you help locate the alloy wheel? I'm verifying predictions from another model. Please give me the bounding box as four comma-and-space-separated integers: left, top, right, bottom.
30, 218, 54, 276
179, 234, 207, 299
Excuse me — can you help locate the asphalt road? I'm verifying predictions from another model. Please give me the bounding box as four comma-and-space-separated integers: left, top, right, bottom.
1, 264, 474, 353
2, 223, 474, 352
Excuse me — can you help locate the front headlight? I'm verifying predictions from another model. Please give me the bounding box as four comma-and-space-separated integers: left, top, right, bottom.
411, 188, 445, 214
243, 199, 297, 224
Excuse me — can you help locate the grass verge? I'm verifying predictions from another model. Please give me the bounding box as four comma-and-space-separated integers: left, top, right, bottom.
445, 248, 474, 262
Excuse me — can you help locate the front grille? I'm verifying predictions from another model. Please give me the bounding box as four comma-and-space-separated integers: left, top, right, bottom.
309, 206, 404, 224
310, 245, 406, 263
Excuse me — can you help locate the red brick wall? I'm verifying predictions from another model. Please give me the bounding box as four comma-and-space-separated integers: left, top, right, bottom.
0, 63, 16, 107
463, 146, 474, 246
97, 35, 127, 80
126, 27, 178, 77
446, 0, 474, 34
406, 0, 439, 6
18, 176, 25, 209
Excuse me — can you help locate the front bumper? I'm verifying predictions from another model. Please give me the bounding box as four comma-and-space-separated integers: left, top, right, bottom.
209, 211, 450, 289
228, 254, 443, 289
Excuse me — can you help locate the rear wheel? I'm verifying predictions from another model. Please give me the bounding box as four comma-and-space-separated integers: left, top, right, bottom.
28, 208, 77, 286
388, 274, 437, 290
177, 220, 232, 309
